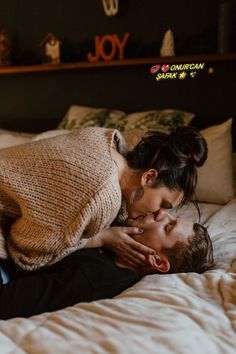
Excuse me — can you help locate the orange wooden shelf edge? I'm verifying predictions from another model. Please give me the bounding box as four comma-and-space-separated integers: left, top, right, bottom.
0, 53, 236, 75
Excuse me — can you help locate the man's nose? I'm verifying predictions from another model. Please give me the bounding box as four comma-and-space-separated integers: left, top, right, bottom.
168, 212, 177, 220
153, 209, 168, 221
154, 209, 177, 222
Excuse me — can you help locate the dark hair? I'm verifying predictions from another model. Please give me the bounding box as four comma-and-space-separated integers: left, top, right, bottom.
126, 127, 208, 207
161, 223, 215, 274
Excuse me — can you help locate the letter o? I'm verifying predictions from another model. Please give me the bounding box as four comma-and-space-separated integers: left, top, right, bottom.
99, 35, 116, 61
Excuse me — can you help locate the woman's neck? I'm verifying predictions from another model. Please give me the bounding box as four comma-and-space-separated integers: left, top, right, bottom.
111, 148, 137, 198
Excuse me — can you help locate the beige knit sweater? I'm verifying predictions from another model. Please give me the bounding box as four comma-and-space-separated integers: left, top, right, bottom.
0, 127, 126, 270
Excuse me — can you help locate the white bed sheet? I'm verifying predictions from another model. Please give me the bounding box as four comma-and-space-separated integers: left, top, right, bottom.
0, 196, 236, 354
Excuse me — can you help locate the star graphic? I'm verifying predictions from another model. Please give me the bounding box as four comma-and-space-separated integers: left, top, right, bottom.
179, 72, 187, 79
190, 71, 197, 78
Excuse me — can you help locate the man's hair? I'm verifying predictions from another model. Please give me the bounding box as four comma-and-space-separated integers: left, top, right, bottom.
161, 223, 215, 274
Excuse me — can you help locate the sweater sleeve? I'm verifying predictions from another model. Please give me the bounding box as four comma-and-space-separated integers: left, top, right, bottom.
0, 232, 8, 260
8, 220, 63, 270
8, 217, 91, 271
7, 179, 120, 271
1, 127, 123, 270
0, 212, 13, 260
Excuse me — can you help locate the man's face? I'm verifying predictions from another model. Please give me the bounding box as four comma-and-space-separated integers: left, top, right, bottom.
126, 211, 194, 251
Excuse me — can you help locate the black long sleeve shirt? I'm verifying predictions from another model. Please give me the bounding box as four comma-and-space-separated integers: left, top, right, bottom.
0, 248, 140, 320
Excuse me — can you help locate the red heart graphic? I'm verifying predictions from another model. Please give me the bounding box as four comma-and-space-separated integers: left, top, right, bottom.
161, 65, 170, 72
150, 65, 161, 74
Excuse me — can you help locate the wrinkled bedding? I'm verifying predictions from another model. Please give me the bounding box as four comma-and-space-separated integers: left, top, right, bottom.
0, 199, 236, 354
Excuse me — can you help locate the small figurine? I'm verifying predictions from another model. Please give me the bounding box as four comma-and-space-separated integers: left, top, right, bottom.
160, 29, 175, 57
40, 33, 61, 64
102, 0, 119, 16
0, 30, 10, 66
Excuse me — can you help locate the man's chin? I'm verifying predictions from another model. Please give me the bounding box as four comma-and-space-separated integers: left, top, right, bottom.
124, 217, 135, 226
115, 258, 135, 271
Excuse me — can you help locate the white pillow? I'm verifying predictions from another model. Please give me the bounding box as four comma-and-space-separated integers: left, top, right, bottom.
0, 129, 34, 149
58, 105, 126, 130
122, 109, 195, 148
195, 118, 233, 204
232, 152, 236, 195
33, 129, 70, 141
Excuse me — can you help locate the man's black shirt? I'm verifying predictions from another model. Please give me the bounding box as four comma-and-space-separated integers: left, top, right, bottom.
0, 248, 140, 319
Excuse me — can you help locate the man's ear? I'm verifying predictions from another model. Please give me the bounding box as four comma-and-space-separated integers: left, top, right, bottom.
141, 169, 158, 187
147, 254, 170, 273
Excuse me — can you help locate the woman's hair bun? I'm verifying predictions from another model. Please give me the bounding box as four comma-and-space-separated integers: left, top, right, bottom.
168, 126, 208, 167
126, 125, 208, 205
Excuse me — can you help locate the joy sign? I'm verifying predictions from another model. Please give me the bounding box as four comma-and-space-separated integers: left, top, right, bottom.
87, 32, 130, 62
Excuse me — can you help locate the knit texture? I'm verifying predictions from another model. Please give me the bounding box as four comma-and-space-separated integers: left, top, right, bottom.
0, 127, 126, 270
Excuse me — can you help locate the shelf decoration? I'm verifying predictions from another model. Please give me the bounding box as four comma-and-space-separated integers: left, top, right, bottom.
160, 29, 175, 57
101, 0, 119, 16
0, 53, 235, 76
87, 32, 130, 62
40, 33, 61, 64
0, 30, 10, 66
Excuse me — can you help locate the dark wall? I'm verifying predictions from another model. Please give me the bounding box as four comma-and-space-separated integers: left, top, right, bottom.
0, 0, 235, 132
1, 0, 235, 64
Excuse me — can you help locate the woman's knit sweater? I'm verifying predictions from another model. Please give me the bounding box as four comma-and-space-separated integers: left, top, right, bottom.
0, 127, 126, 270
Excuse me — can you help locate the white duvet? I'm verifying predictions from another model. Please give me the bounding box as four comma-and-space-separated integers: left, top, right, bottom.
0, 199, 236, 354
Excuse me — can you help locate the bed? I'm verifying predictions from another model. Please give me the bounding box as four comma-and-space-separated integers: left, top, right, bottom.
0, 190, 236, 353
0, 105, 235, 354
0, 56, 236, 353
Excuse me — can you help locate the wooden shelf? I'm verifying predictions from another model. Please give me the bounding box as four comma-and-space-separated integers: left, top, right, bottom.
0, 53, 236, 75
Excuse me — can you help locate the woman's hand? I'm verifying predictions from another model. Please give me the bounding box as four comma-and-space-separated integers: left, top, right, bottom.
87, 227, 156, 268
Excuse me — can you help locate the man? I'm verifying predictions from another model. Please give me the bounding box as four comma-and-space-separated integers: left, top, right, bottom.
0, 211, 214, 320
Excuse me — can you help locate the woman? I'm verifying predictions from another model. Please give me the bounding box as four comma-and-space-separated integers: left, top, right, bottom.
0, 126, 207, 270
